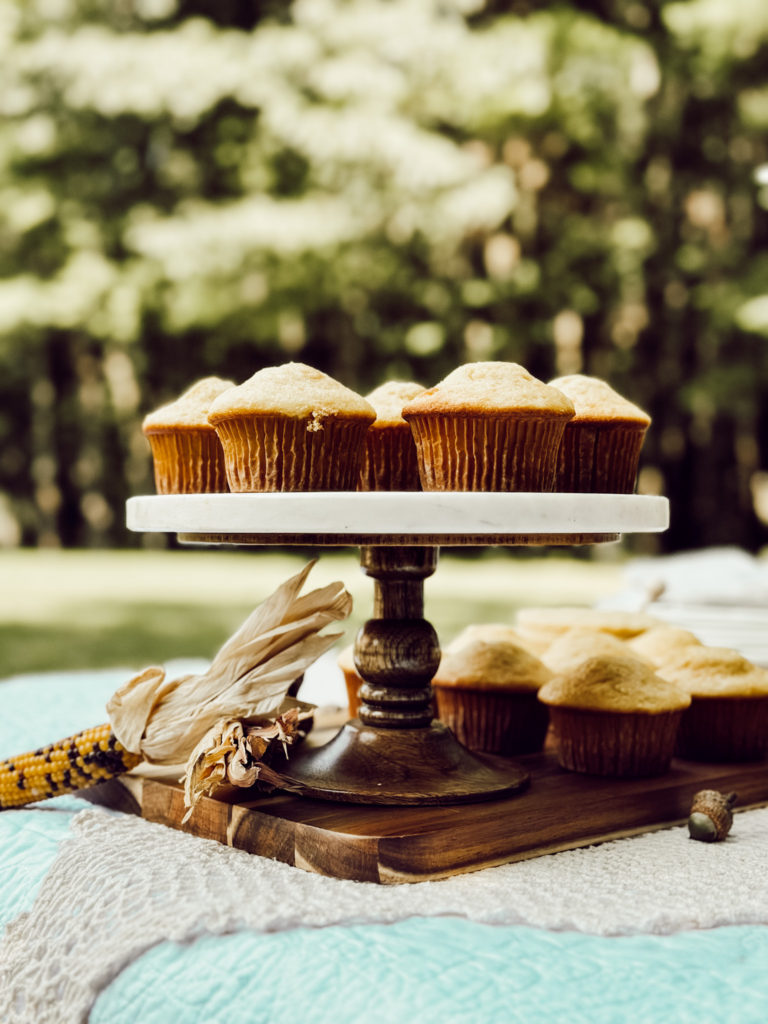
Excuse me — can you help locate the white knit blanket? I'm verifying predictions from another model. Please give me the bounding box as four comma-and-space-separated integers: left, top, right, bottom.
2, 803, 768, 1024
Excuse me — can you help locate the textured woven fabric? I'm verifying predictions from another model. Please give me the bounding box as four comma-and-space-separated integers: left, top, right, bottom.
3, 665, 768, 1024
3, 803, 768, 1023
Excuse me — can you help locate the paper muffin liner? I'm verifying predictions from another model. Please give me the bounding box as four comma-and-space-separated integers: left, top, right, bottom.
213, 415, 371, 491
340, 665, 363, 718
359, 425, 422, 491
433, 685, 549, 756
675, 695, 768, 762
555, 423, 648, 493
146, 430, 229, 494
406, 415, 568, 491
548, 706, 683, 777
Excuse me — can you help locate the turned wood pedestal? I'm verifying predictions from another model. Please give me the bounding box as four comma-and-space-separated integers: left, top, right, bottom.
126, 492, 669, 809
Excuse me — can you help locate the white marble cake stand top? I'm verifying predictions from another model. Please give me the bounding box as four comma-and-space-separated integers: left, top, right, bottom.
126, 492, 669, 546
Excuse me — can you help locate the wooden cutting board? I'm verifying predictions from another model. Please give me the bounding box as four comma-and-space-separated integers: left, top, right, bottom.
87, 746, 768, 885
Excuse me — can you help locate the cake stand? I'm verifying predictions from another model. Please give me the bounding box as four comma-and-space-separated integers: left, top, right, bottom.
126, 492, 669, 807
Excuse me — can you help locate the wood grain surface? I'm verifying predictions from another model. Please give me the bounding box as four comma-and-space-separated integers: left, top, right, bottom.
88, 752, 768, 884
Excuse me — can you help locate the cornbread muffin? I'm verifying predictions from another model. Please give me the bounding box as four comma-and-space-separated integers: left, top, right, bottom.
432, 638, 552, 756
542, 627, 651, 675
538, 654, 690, 777
359, 381, 425, 491
548, 375, 651, 493
628, 626, 702, 668
401, 362, 574, 491
658, 645, 768, 762
207, 363, 376, 491
337, 644, 363, 718
515, 607, 660, 650
445, 623, 531, 653
142, 376, 235, 494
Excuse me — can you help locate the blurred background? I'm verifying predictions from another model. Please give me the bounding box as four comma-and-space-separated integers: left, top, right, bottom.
1, 0, 767, 676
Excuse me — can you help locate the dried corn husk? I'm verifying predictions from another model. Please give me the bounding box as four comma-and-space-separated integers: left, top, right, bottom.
107, 560, 352, 766
182, 710, 310, 820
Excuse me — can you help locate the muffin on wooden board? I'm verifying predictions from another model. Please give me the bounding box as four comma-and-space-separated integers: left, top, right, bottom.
432, 638, 552, 756
515, 607, 660, 651
538, 654, 690, 777
142, 376, 235, 494
657, 645, 768, 762
628, 626, 702, 668
359, 381, 425, 491
547, 374, 651, 493
541, 627, 652, 675
207, 363, 375, 491
401, 362, 574, 492
446, 623, 537, 654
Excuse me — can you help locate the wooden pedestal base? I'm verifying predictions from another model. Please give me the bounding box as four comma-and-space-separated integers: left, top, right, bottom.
278, 719, 529, 805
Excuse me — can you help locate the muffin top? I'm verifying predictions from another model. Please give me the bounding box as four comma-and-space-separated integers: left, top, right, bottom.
628, 626, 701, 667
446, 623, 529, 654
657, 645, 768, 698
207, 363, 376, 426
401, 362, 575, 420
547, 375, 650, 427
365, 381, 426, 428
433, 638, 552, 693
538, 654, 690, 714
542, 627, 650, 675
142, 377, 236, 434
516, 607, 661, 643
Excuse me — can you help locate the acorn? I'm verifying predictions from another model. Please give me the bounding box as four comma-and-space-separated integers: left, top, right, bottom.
687, 789, 737, 843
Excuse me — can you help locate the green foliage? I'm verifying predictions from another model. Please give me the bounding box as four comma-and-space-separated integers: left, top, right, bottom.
0, 0, 767, 550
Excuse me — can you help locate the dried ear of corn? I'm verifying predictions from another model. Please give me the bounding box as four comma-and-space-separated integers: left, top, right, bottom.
0, 562, 352, 810
0, 725, 141, 809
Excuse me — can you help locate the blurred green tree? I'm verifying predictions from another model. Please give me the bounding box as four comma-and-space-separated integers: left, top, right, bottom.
0, 0, 766, 550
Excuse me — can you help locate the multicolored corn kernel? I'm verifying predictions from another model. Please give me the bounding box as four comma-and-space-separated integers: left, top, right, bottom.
0, 723, 141, 809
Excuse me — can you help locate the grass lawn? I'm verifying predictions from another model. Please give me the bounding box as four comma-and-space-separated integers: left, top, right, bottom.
0, 547, 627, 679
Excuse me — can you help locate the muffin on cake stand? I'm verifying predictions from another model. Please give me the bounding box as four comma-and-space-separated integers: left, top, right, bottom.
126, 490, 669, 805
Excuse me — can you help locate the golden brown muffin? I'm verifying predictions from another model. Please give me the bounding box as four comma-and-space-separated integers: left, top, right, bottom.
627, 626, 702, 668
432, 638, 552, 755
657, 645, 768, 762
401, 361, 574, 491
142, 376, 235, 494
359, 381, 425, 491
542, 627, 651, 675
547, 374, 651, 493
445, 623, 530, 653
538, 654, 689, 777
515, 607, 660, 650
207, 363, 376, 491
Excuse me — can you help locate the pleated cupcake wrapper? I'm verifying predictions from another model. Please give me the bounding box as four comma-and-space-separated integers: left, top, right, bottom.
213, 415, 370, 491
555, 423, 648, 493
146, 430, 229, 494
548, 706, 683, 778
675, 695, 768, 763
433, 686, 549, 756
406, 415, 569, 491
340, 667, 363, 718
359, 425, 422, 491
